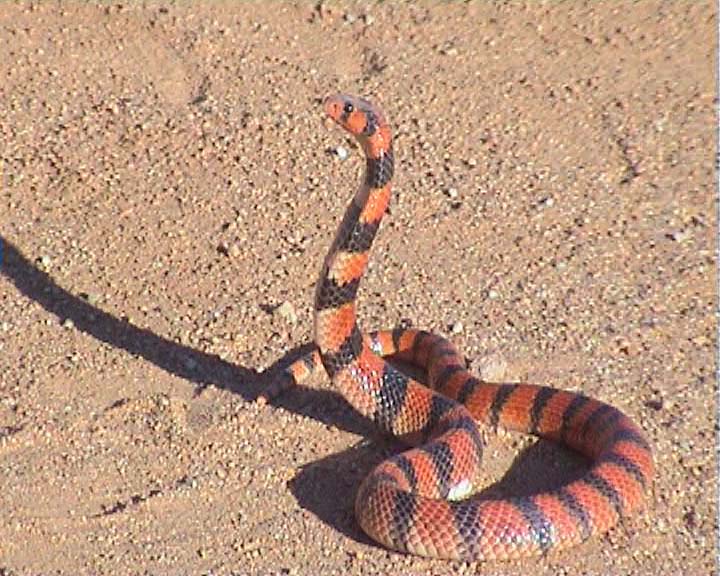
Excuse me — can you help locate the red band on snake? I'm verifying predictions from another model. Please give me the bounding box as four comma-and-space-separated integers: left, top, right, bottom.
279, 94, 653, 561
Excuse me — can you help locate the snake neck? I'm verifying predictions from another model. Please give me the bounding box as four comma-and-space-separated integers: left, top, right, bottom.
314, 144, 394, 377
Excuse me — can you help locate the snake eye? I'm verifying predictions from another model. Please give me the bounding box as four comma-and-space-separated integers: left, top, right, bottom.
343, 102, 354, 115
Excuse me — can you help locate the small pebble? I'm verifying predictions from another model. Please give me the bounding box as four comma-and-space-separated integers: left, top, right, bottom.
668, 229, 688, 242
275, 301, 297, 324
334, 145, 349, 160
645, 398, 663, 411
451, 321, 464, 334
62, 318, 75, 329
476, 353, 508, 382
81, 292, 100, 305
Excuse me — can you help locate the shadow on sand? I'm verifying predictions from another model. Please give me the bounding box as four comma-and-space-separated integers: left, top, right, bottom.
0, 235, 590, 549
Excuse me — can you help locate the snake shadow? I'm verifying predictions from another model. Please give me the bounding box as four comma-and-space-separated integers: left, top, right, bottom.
1, 235, 590, 548
0, 236, 374, 436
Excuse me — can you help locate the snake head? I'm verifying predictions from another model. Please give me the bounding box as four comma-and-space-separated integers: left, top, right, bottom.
324, 93, 392, 158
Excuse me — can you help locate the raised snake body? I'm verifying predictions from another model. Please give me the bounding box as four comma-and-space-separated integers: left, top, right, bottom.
268, 94, 653, 561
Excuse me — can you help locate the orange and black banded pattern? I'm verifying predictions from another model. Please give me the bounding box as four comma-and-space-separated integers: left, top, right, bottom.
268, 94, 654, 561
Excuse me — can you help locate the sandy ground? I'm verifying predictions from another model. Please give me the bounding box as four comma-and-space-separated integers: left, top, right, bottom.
0, 2, 717, 575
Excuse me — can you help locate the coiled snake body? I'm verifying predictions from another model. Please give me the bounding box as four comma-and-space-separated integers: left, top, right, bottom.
268, 94, 653, 561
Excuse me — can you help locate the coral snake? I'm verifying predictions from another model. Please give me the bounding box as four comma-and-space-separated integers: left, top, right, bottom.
264, 94, 653, 561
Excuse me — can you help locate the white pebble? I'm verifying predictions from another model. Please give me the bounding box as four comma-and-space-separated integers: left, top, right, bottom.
335, 146, 349, 160
276, 301, 297, 325
477, 353, 508, 382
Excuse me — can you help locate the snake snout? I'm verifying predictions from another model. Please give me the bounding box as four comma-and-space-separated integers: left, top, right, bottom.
323, 94, 346, 123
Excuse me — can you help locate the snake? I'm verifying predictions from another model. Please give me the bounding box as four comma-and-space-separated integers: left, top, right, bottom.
264, 93, 654, 561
